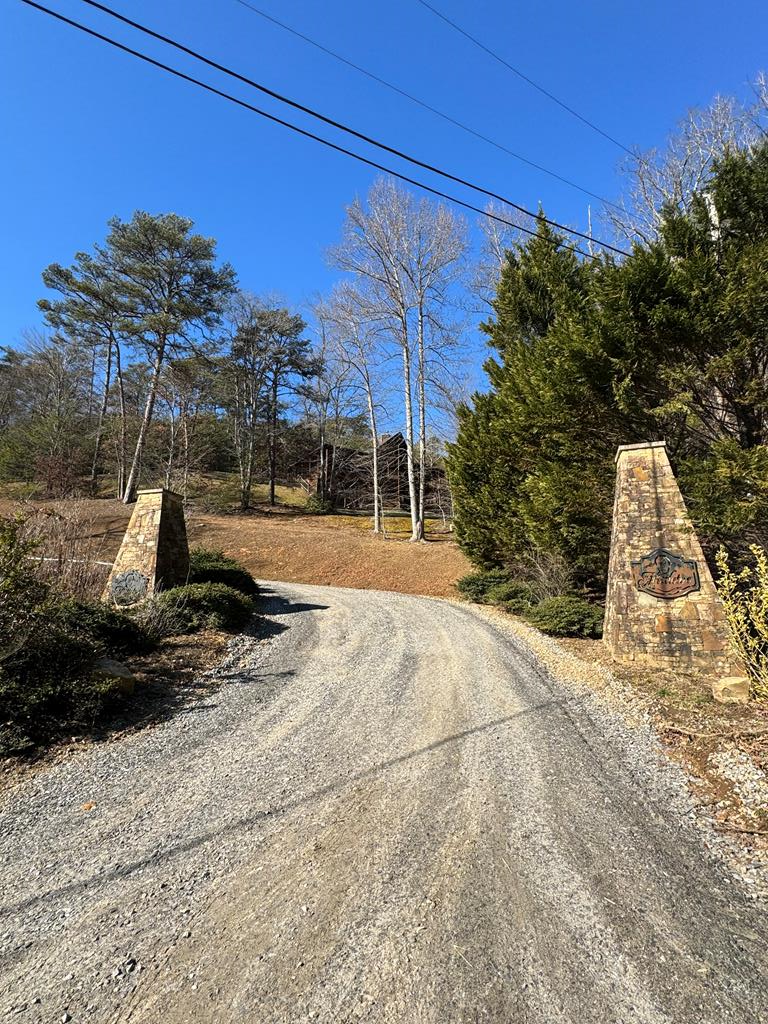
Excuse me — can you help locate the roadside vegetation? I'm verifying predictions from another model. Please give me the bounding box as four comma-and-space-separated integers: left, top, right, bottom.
448, 97, 768, 674
456, 568, 602, 638
716, 545, 768, 700
0, 512, 259, 755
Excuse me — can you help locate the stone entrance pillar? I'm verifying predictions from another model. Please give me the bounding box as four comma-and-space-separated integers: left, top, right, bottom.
103, 489, 190, 607
603, 442, 735, 675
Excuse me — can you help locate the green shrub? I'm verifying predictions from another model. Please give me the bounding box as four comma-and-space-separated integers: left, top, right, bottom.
0, 615, 119, 752
0, 514, 48, 665
456, 568, 511, 603
188, 547, 259, 597
156, 582, 256, 634
0, 513, 127, 751
56, 599, 154, 656
484, 580, 536, 613
524, 596, 604, 638
305, 494, 334, 514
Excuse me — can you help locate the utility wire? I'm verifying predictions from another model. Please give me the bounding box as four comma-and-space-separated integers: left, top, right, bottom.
414, 0, 634, 157
69, 0, 627, 256
234, 0, 621, 212
20, 0, 617, 260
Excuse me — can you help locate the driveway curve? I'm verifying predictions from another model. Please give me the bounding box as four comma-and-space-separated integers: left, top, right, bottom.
1, 581, 766, 1023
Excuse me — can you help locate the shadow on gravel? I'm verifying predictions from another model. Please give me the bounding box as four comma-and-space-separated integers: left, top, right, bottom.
258, 589, 330, 618
77, 592, 322, 745
4, 697, 568, 916
11, 597, 317, 761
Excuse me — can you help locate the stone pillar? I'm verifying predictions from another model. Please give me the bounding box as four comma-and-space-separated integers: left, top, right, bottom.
103, 489, 190, 607
603, 441, 735, 675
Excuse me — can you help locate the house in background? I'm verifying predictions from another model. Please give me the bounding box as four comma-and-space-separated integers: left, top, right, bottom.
295, 432, 452, 517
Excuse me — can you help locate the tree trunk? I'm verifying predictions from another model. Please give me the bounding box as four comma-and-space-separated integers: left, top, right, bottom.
268, 370, 278, 507
89, 338, 113, 493
415, 302, 427, 542
87, 345, 97, 423
123, 339, 166, 504
400, 337, 419, 540
164, 411, 176, 490
366, 383, 382, 534
114, 341, 128, 500
181, 405, 190, 500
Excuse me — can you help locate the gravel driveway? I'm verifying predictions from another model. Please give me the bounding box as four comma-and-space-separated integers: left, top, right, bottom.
1, 582, 766, 1023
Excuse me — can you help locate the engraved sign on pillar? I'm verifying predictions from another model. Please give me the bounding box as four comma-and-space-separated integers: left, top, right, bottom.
631, 548, 700, 600
603, 442, 736, 675
103, 489, 190, 606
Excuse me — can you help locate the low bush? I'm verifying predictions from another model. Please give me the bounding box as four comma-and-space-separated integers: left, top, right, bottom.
155, 582, 256, 634
188, 547, 259, 597
56, 599, 155, 656
456, 568, 511, 603
305, 494, 334, 515
716, 544, 768, 700
484, 580, 536, 613
0, 612, 119, 752
524, 596, 604, 638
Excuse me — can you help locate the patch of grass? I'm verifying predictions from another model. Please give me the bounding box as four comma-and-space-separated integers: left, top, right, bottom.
317, 514, 448, 535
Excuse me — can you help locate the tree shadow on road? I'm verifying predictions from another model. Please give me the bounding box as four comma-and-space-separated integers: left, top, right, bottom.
257, 587, 330, 619
3, 697, 568, 916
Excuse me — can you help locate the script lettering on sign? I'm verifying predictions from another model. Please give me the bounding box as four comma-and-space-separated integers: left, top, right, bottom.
631, 548, 700, 600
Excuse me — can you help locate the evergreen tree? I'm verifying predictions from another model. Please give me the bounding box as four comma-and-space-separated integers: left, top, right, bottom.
449, 144, 768, 589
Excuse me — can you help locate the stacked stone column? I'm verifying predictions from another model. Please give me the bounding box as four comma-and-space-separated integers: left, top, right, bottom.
603, 442, 737, 675
103, 489, 190, 607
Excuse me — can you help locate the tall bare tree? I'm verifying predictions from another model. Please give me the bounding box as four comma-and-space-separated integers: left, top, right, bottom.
604, 90, 767, 245
330, 178, 466, 540
315, 283, 389, 532
403, 197, 466, 538
472, 203, 534, 309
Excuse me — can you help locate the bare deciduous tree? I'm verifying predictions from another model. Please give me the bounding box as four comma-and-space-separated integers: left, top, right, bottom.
330, 178, 466, 541
472, 203, 535, 309
315, 283, 390, 532
604, 88, 767, 245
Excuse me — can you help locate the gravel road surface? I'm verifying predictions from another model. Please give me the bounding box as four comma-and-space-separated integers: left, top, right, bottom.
1, 582, 767, 1023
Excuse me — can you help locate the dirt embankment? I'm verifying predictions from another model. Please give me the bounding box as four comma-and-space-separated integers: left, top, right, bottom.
0, 497, 470, 598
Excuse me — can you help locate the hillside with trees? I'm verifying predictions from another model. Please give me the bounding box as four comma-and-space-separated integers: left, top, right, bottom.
449, 140, 768, 596
0, 184, 465, 537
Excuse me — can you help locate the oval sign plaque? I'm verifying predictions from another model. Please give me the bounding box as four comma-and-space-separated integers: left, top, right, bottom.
631, 548, 700, 600
110, 569, 149, 607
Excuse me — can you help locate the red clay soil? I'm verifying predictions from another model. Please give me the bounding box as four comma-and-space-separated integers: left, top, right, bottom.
189, 511, 470, 597
0, 498, 471, 598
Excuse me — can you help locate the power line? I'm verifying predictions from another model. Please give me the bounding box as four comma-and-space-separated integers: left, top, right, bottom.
414, 0, 634, 157
19, 0, 614, 261
233, 0, 621, 212
70, 0, 627, 256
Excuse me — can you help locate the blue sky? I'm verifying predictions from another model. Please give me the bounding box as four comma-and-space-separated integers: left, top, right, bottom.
3, 0, 767, 365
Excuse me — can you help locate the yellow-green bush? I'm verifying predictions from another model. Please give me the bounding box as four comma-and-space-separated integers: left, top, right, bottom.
716, 545, 768, 700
